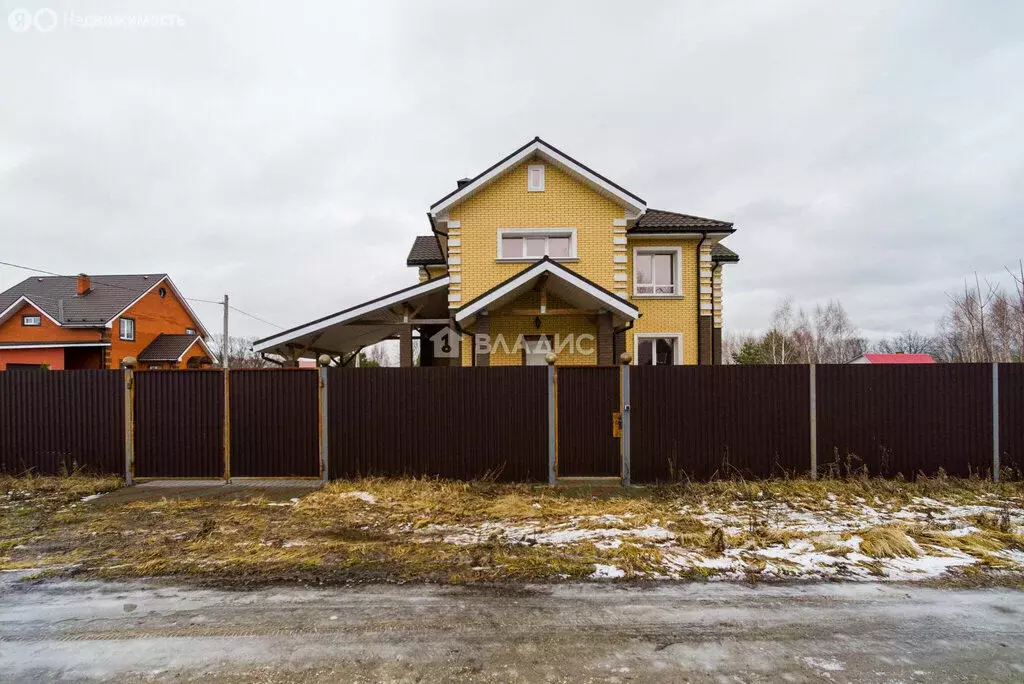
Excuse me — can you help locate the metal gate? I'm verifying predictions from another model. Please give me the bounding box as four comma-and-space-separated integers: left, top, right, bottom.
556, 367, 621, 477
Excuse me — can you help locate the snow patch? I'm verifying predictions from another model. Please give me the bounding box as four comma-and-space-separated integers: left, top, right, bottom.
590, 564, 625, 579
339, 491, 377, 504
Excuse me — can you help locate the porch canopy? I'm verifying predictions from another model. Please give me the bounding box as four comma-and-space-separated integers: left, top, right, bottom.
252, 277, 451, 365
454, 257, 639, 330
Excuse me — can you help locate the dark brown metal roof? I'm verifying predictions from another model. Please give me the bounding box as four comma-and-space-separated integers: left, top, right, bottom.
630, 208, 734, 233
0, 274, 167, 326
138, 334, 203, 362
406, 236, 445, 266
711, 243, 740, 263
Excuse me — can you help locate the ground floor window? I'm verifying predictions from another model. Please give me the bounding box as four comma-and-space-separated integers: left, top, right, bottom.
635, 335, 680, 366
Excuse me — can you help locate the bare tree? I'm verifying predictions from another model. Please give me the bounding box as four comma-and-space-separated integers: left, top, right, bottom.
935, 271, 1023, 362
765, 298, 798, 364
210, 335, 272, 368
874, 330, 938, 356
794, 300, 865, 363
367, 343, 392, 367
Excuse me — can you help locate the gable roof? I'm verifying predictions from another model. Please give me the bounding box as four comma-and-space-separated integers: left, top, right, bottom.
454, 257, 638, 325
629, 208, 734, 234
138, 334, 213, 362
0, 274, 210, 336
855, 353, 936, 365
406, 235, 446, 266
430, 137, 647, 217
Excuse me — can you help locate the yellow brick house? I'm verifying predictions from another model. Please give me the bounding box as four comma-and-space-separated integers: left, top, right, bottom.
254, 138, 739, 366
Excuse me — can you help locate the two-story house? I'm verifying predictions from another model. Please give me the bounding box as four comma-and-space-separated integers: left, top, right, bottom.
253, 138, 738, 366
0, 273, 215, 370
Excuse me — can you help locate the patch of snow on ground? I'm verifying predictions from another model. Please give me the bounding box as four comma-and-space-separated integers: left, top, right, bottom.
339, 492, 377, 504
80, 493, 104, 503
590, 564, 624, 579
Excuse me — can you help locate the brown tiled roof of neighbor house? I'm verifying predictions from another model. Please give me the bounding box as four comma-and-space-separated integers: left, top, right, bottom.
406, 236, 446, 266
711, 243, 740, 263
138, 333, 204, 362
0, 274, 168, 326
629, 208, 734, 233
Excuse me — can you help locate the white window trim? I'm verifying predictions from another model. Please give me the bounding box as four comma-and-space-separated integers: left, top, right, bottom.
632, 333, 683, 366
22, 315, 41, 326
632, 246, 683, 298
527, 164, 545, 191
119, 317, 135, 341
497, 228, 578, 261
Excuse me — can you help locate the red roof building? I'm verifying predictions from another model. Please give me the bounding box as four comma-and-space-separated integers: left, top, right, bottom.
850, 353, 936, 364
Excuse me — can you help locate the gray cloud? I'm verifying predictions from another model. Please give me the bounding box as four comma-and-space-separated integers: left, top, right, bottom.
1, 0, 1022, 340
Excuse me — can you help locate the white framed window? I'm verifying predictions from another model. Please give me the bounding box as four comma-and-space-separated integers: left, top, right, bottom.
119, 317, 135, 341
633, 246, 683, 297
498, 228, 576, 261
21, 315, 41, 326
633, 334, 682, 366
527, 164, 545, 192
185, 327, 196, 336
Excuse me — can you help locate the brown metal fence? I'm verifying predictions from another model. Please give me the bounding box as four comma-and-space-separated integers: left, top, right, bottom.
629, 365, 811, 482
328, 367, 548, 481
134, 370, 224, 478
556, 367, 620, 477
816, 364, 992, 478
999, 364, 1024, 477
0, 370, 123, 475
230, 369, 320, 477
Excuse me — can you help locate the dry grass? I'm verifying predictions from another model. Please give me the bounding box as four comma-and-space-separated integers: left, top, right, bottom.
3, 474, 1024, 586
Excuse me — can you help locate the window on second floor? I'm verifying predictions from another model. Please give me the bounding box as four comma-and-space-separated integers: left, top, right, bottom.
498, 229, 576, 261
119, 317, 135, 341
185, 327, 196, 336
634, 247, 682, 297
21, 314, 41, 326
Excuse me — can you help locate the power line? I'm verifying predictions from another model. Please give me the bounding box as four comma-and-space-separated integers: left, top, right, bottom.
0, 260, 284, 331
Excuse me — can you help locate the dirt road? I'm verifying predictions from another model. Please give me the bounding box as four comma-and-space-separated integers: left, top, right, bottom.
2, 572, 1022, 682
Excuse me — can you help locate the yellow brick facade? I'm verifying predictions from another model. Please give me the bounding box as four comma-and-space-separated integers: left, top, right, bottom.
438, 155, 710, 366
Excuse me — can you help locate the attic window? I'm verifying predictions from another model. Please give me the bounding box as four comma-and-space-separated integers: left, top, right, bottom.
22, 315, 41, 326
158, 287, 167, 299
527, 164, 545, 192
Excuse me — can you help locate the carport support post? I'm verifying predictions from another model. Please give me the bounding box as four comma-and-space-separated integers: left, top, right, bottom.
809, 364, 817, 480
620, 362, 631, 486
319, 361, 330, 483
993, 362, 1000, 483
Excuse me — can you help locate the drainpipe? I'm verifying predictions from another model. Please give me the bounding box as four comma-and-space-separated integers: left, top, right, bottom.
613, 315, 640, 362
696, 234, 708, 364
423, 212, 447, 283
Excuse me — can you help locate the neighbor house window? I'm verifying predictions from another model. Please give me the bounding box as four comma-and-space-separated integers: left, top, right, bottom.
21, 315, 41, 326
635, 335, 680, 366
498, 229, 576, 260
527, 164, 545, 191
633, 247, 682, 296
185, 327, 196, 335
119, 317, 135, 341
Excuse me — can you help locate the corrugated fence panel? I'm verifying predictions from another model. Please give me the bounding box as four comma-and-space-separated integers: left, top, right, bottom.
134, 370, 224, 478
328, 367, 547, 481
557, 367, 620, 477
230, 370, 319, 477
630, 365, 810, 482
1000, 364, 1024, 477
0, 370, 123, 475
816, 364, 991, 478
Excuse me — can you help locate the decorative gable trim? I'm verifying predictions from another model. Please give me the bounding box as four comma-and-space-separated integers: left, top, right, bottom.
103, 276, 210, 338
430, 137, 647, 217
0, 296, 63, 327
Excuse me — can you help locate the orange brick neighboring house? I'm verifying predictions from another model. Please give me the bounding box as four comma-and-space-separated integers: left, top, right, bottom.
0, 273, 215, 370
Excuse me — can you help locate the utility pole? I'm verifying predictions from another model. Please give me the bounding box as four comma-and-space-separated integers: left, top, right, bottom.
222, 294, 230, 370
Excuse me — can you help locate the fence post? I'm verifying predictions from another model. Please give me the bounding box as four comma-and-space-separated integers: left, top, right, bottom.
993, 362, 1000, 483
319, 358, 330, 484
620, 360, 631, 486
223, 369, 231, 482
547, 360, 557, 485
122, 363, 135, 485
809, 364, 817, 480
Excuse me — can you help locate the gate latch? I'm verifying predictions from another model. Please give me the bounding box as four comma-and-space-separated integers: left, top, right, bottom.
612, 412, 622, 438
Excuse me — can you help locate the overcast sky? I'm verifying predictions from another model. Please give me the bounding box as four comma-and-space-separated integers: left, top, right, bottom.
2, 0, 1022, 341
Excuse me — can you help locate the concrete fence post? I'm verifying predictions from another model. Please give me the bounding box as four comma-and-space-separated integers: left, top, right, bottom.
993, 362, 1000, 483
809, 364, 817, 480
222, 369, 231, 482
547, 360, 557, 486
620, 362, 631, 486
123, 365, 135, 486
318, 358, 330, 484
